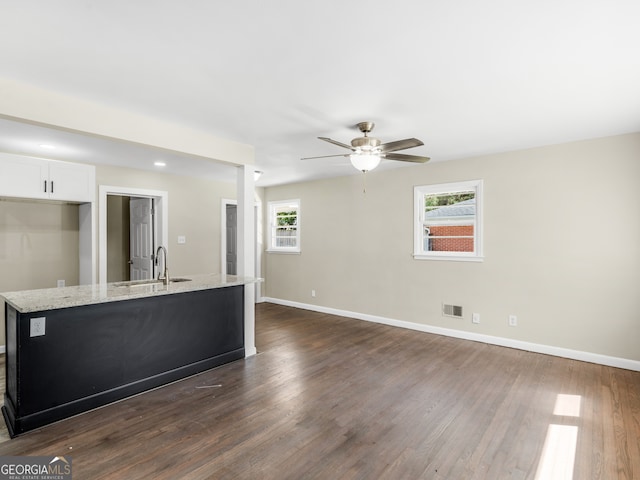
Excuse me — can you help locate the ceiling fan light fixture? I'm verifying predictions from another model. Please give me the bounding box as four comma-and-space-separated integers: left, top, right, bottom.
350, 152, 381, 172
302, 121, 430, 174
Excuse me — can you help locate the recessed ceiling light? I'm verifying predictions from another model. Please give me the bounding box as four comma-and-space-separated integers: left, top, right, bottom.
39, 144, 56, 149
154, 161, 166, 167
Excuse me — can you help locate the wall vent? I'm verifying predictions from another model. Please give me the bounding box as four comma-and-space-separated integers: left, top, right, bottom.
443, 303, 463, 318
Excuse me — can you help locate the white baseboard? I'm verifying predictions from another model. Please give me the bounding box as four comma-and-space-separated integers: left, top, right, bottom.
263, 297, 640, 372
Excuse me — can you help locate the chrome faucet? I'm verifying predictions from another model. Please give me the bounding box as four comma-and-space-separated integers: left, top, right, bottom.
155, 246, 169, 285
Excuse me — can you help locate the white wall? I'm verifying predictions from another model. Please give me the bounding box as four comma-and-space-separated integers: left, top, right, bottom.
263, 133, 640, 365
0, 77, 254, 167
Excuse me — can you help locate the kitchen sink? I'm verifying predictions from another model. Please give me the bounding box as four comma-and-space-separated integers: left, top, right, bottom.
114, 277, 192, 287
114, 279, 160, 287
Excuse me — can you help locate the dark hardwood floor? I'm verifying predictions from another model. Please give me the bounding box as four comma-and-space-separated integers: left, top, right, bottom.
0, 302, 638, 479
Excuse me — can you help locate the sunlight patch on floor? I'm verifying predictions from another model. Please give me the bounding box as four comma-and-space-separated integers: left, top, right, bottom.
535, 394, 581, 480
553, 394, 581, 417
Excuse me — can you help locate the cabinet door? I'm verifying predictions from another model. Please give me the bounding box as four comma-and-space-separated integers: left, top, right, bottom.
0, 153, 49, 200
48, 161, 95, 202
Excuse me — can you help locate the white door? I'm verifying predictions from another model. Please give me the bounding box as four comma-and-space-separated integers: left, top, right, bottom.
130, 197, 154, 280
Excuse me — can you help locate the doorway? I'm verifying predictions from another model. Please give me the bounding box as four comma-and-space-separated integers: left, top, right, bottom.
225, 204, 237, 275
99, 186, 168, 285
106, 196, 156, 282
221, 199, 262, 299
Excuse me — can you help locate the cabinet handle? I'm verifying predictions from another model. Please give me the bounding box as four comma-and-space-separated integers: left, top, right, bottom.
44, 180, 47, 193
51, 181, 54, 193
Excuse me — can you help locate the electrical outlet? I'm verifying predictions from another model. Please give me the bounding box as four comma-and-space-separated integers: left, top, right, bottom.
177, 235, 186, 244
57, 279, 65, 288
472, 313, 480, 324
311, 289, 316, 298
508, 315, 518, 327
30, 317, 46, 337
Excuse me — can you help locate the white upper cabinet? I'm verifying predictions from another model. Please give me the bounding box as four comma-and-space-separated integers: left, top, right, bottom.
47, 160, 95, 202
0, 153, 95, 203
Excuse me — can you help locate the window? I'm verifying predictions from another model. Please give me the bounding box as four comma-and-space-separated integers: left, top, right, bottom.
267, 199, 300, 253
413, 180, 483, 261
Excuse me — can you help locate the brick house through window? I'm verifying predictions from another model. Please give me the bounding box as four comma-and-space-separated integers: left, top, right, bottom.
424, 198, 475, 253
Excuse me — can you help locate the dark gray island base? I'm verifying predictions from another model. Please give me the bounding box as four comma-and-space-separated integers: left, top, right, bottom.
3, 284, 245, 437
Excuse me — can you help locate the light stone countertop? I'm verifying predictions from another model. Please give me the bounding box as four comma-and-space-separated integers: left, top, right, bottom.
1, 273, 261, 313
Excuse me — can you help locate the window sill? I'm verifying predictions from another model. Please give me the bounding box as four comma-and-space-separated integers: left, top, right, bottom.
413, 254, 484, 262
266, 249, 301, 255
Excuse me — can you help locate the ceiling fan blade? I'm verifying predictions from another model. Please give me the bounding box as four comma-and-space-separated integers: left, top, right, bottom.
318, 137, 353, 150
383, 152, 430, 163
301, 153, 351, 160
379, 138, 424, 153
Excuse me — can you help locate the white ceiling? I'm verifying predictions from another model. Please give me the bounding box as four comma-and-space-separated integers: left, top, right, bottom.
1, 0, 639, 187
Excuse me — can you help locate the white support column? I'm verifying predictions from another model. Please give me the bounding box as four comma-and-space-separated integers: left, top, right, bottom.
237, 165, 257, 357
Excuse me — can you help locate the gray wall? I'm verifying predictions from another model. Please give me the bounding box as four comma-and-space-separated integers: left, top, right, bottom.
96, 164, 238, 279
0, 200, 80, 345
263, 132, 640, 362
106, 195, 130, 283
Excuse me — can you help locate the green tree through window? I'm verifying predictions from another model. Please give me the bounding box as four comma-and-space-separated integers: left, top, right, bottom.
425, 192, 475, 208
276, 211, 297, 227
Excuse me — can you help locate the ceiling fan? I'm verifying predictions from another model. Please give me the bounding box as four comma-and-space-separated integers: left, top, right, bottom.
301, 121, 430, 172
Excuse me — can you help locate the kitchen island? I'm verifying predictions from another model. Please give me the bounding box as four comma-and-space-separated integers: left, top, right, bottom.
1, 273, 259, 437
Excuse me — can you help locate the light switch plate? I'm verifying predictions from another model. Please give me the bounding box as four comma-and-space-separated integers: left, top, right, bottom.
30, 317, 46, 337
177, 235, 186, 244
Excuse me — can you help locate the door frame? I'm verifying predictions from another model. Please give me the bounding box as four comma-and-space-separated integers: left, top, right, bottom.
221, 198, 262, 300
99, 185, 168, 285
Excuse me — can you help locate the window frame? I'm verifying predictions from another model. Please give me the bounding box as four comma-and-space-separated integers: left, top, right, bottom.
413, 180, 484, 262
266, 199, 301, 254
